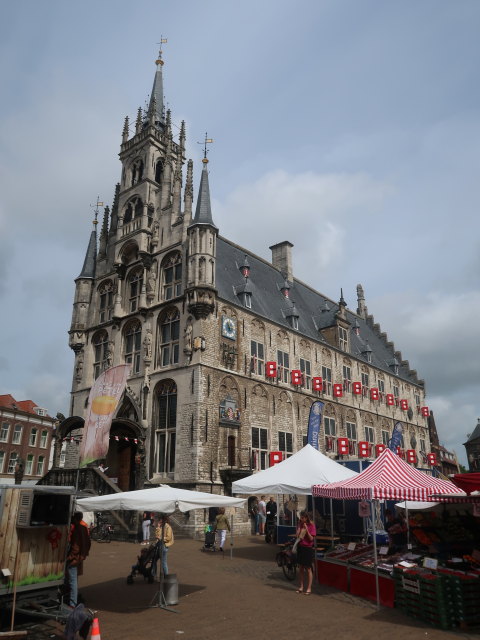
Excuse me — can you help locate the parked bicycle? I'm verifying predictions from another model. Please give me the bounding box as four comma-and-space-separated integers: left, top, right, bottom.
276, 542, 297, 581
90, 513, 113, 543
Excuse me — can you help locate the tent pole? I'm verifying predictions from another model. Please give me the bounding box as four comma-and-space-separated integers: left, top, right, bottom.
312, 497, 318, 581
330, 498, 334, 540
371, 499, 380, 610
230, 513, 234, 559
405, 503, 410, 548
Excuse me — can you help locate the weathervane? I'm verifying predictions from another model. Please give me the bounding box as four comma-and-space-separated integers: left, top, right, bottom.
197, 132, 214, 163
90, 196, 104, 225
156, 36, 168, 63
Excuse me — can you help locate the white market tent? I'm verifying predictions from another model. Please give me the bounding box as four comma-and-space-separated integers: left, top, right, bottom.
76, 484, 246, 513
231, 444, 357, 495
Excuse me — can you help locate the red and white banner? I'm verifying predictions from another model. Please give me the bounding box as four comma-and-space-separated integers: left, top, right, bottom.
79, 364, 130, 467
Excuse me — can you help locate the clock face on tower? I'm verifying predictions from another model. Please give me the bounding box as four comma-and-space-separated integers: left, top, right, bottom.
221, 316, 237, 340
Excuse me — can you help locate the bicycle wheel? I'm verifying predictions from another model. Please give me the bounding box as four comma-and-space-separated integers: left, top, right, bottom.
282, 561, 296, 581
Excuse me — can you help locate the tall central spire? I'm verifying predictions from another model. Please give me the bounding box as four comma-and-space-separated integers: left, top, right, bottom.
148, 44, 166, 128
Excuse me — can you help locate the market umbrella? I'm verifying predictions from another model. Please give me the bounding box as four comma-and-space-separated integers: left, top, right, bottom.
313, 448, 464, 608
449, 472, 480, 495
76, 484, 246, 513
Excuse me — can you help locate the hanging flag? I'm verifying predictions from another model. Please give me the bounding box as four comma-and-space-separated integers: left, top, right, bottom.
388, 421, 403, 453
307, 400, 324, 450
79, 364, 130, 467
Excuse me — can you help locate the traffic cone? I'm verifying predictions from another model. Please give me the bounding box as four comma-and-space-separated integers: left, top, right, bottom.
91, 616, 101, 640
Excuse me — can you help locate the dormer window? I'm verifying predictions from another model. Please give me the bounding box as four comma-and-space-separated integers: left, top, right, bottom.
362, 342, 372, 364
239, 255, 250, 279
280, 279, 290, 298
286, 302, 299, 330
338, 326, 348, 351
389, 357, 399, 375
244, 292, 252, 309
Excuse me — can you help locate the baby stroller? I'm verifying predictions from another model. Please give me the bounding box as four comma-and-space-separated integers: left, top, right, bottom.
127, 540, 160, 584
201, 525, 216, 552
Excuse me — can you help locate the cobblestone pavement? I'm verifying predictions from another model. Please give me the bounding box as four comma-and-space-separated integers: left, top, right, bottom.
3, 536, 477, 640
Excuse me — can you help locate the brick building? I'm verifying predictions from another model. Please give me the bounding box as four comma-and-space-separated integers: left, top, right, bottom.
55, 50, 433, 531
0, 394, 55, 484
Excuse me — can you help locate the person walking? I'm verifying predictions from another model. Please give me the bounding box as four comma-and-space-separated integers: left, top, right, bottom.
249, 497, 259, 534
213, 507, 231, 552
66, 512, 91, 608
257, 496, 267, 535
295, 510, 316, 595
141, 511, 153, 545
155, 514, 174, 575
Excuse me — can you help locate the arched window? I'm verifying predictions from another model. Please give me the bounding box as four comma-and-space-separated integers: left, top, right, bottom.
155, 159, 163, 183
98, 280, 114, 323
131, 159, 144, 186
154, 380, 177, 474
124, 321, 142, 374
157, 309, 180, 367
128, 269, 143, 312
124, 197, 143, 224
93, 330, 109, 378
161, 253, 182, 300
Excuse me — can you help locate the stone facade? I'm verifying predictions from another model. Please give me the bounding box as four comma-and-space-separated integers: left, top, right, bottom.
59, 51, 433, 535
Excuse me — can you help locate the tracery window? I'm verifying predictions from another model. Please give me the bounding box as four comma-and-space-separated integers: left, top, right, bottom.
157, 309, 180, 367
124, 197, 143, 224
128, 269, 143, 312
162, 253, 182, 300
154, 380, 177, 474
93, 330, 109, 378
124, 321, 142, 374
99, 280, 114, 323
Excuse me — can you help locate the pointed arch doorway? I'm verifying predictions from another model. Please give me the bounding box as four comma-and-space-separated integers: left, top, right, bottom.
106, 420, 143, 491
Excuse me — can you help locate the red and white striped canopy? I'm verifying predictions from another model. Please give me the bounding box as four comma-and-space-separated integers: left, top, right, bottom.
312, 448, 464, 501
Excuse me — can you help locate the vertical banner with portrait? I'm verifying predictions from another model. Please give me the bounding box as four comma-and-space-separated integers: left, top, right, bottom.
307, 400, 324, 450
79, 364, 130, 467
388, 421, 404, 453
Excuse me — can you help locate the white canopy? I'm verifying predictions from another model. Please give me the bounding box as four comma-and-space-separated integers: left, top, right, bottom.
76, 484, 246, 513
231, 444, 357, 495
395, 500, 441, 510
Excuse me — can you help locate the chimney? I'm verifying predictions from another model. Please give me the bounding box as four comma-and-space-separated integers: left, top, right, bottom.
270, 241, 293, 281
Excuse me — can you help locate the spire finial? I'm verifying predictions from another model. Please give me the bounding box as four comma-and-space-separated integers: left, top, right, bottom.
197, 132, 213, 164
90, 197, 104, 227
156, 36, 168, 66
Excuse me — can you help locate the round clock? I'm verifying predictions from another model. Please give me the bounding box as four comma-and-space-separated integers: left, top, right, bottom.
221, 316, 237, 340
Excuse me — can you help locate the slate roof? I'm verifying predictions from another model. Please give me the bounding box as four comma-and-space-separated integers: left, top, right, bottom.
465, 419, 480, 444
77, 228, 97, 279
148, 56, 165, 128
191, 163, 218, 229
215, 236, 421, 386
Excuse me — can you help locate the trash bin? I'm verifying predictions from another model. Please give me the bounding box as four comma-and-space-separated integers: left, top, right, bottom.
162, 573, 179, 605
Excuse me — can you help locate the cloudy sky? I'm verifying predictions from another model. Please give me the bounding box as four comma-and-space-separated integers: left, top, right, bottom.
1, 1, 479, 465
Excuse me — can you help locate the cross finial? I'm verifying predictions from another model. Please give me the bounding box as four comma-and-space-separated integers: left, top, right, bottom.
197, 132, 214, 163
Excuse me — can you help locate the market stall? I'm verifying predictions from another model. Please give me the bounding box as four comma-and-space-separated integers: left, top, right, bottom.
312, 448, 465, 609
231, 444, 357, 541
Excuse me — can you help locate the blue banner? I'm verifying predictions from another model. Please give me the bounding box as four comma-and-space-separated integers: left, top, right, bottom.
307, 401, 324, 450
388, 421, 403, 453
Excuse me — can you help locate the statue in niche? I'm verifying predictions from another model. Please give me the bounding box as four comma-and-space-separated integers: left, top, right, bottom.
105, 341, 114, 368
75, 354, 84, 383
184, 322, 193, 353
151, 221, 160, 247
146, 269, 157, 297
143, 330, 152, 359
